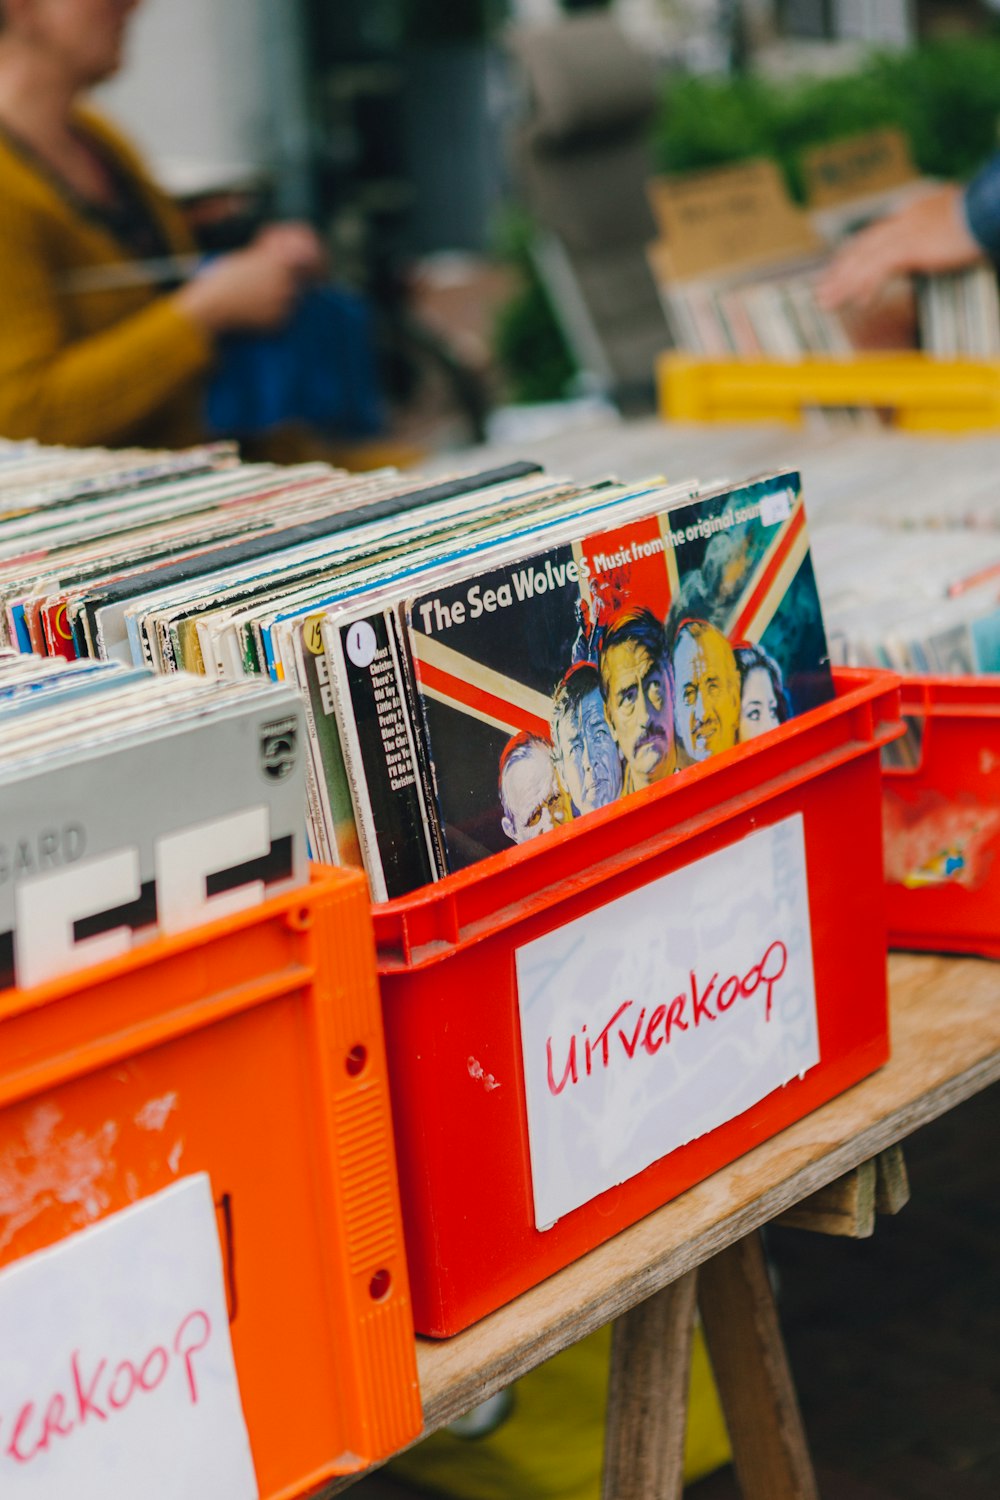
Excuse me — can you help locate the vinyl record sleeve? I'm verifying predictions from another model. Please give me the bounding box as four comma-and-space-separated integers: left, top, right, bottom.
404, 471, 834, 874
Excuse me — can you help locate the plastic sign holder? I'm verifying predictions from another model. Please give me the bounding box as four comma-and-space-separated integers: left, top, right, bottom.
0, 865, 421, 1498
657, 350, 1000, 432
884, 674, 1000, 959
373, 668, 903, 1336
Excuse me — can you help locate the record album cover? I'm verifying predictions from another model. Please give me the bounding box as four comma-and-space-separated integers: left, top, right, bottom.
404, 472, 834, 872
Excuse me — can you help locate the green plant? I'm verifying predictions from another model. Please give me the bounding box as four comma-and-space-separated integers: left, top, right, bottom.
494, 35, 1000, 401
492, 212, 579, 404
653, 36, 1000, 198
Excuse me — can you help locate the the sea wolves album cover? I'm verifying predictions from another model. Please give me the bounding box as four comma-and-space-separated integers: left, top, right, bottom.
404, 471, 834, 873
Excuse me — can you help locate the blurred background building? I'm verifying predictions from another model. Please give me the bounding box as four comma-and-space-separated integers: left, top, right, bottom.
94, 0, 1000, 446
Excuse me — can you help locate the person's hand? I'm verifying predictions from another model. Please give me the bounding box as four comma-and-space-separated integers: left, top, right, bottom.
818, 185, 982, 310
174, 222, 326, 335
252, 221, 327, 282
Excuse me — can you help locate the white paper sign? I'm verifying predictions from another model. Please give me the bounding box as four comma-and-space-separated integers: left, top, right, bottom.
0, 1175, 258, 1499
516, 814, 819, 1229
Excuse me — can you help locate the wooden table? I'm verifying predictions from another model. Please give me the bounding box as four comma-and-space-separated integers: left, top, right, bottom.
324, 951, 1000, 1496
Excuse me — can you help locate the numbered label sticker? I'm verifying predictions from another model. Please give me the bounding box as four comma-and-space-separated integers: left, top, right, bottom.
303, 614, 325, 656
345, 620, 378, 669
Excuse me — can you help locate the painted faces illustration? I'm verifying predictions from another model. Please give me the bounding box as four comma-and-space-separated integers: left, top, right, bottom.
599, 609, 676, 789
551, 663, 623, 815
736, 643, 789, 742
739, 666, 780, 737
672, 621, 741, 762
499, 733, 570, 844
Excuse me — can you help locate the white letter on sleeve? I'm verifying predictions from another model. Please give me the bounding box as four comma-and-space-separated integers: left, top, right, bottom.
15, 849, 140, 988
156, 807, 269, 934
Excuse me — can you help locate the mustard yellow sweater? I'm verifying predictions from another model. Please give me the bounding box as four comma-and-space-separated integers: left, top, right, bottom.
0, 108, 214, 449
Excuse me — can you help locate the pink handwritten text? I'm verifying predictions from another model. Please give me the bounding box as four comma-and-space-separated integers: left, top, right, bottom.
546, 939, 788, 1096
0, 1307, 213, 1467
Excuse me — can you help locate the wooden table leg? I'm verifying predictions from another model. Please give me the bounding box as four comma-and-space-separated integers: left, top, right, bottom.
875, 1144, 910, 1216
601, 1269, 698, 1500
775, 1147, 910, 1239
698, 1231, 819, 1500
776, 1160, 877, 1238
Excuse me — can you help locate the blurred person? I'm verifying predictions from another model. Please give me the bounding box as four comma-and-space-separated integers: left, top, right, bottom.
819, 163, 1000, 310
0, 0, 329, 450
598, 607, 676, 791
735, 642, 789, 742
550, 661, 623, 817
672, 619, 741, 764
499, 731, 570, 845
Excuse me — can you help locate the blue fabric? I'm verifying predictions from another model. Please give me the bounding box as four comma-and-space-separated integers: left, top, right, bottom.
205, 283, 385, 440
963, 153, 1000, 263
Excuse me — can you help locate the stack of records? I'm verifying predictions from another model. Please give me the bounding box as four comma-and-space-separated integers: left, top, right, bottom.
647, 145, 1000, 392
649, 246, 855, 364
0, 649, 308, 988
916, 268, 1000, 360
814, 523, 1000, 676
0, 437, 836, 902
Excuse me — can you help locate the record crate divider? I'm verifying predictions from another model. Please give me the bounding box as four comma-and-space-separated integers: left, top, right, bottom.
0, 863, 421, 1500
656, 350, 1000, 431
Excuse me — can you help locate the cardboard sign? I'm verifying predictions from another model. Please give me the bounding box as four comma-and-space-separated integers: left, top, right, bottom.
0, 1175, 258, 1499
516, 815, 819, 1229
802, 129, 916, 210
646, 159, 820, 281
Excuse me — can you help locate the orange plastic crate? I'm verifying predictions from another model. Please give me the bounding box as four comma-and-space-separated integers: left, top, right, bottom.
0, 865, 421, 1498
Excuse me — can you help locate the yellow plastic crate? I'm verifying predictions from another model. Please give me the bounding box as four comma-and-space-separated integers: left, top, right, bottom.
657, 351, 1000, 432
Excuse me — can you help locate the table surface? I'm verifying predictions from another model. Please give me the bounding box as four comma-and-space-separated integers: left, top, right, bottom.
330, 412, 1000, 1487
335, 949, 1000, 1484
321, 421, 1000, 1490
325, 948, 1000, 1488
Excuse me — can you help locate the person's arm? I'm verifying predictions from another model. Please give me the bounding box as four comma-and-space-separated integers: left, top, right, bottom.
0, 191, 213, 447
960, 153, 1000, 264
0, 191, 326, 448
817, 175, 990, 312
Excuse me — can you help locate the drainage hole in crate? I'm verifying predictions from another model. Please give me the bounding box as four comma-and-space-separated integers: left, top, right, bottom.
346, 1044, 368, 1077
369, 1268, 391, 1301
285, 905, 313, 932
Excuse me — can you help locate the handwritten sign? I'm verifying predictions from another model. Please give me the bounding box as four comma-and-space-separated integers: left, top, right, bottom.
0, 1175, 258, 1499
802, 129, 916, 210
516, 815, 819, 1229
646, 159, 820, 281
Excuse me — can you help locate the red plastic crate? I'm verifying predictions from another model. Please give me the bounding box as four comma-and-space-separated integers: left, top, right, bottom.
883, 675, 1000, 959
374, 668, 902, 1336
0, 865, 421, 1498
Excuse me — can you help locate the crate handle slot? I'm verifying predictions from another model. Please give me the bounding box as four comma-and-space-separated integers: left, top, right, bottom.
345, 1043, 368, 1077
368, 1268, 392, 1302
